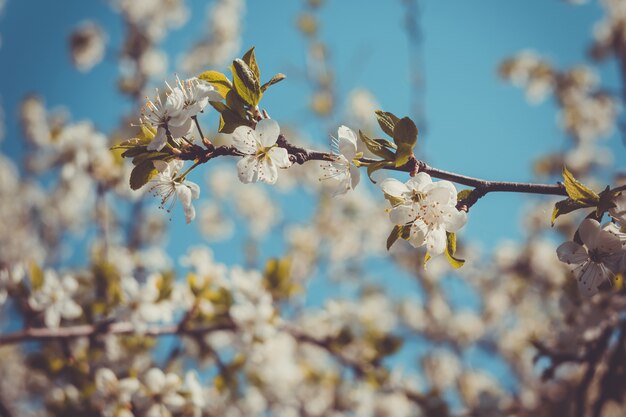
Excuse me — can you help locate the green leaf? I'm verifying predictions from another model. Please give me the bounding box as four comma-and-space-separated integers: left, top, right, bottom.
242, 47, 260, 81
197, 70, 233, 98
551, 197, 593, 226
131, 151, 170, 166
392, 117, 418, 167
261, 73, 286, 92
366, 161, 393, 183
386, 225, 403, 250
375, 110, 400, 138
129, 160, 158, 190
358, 130, 396, 160
562, 166, 599, 205
231, 59, 262, 107
444, 232, 465, 268
111, 137, 151, 150
211, 104, 248, 134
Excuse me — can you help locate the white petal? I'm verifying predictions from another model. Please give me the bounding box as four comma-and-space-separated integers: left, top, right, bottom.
576, 262, 605, 297
164, 393, 187, 409
426, 181, 457, 205
557, 241, 588, 265
409, 220, 428, 248
237, 156, 259, 184
379, 178, 409, 198
390, 204, 417, 225
405, 172, 432, 192
258, 159, 278, 184
441, 206, 467, 232
185, 181, 200, 200
168, 117, 193, 136
579, 219, 601, 249
144, 368, 166, 393
426, 228, 447, 255
60, 301, 82, 320
595, 229, 622, 254
44, 308, 61, 328
268, 147, 291, 168
350, 165, 360, 190
147, 128, 168, 151
337, 125, 357, 160
231, 126, 257, 154
176, 183, 192, 209
95, 368, 118, 392
255, 119, 280, 148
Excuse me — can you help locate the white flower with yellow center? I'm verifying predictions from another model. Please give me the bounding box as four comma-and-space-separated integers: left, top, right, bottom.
231, 119, 291, 184
380, 173, 467, 255
143, 87, 190, 152
319, 125, 361, 195
557, 218, 623, 296
28, 270, 82, 328
148, 160, 199, 223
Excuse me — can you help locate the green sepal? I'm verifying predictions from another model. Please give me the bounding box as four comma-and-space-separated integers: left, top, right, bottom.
197, 70, 233, 98
386, 224, 412, 250
375, 110, 400, 138
551, 198, 594, 226
444, 232, 465, 268
392, 117, 418, 167
129, 160, 158, 190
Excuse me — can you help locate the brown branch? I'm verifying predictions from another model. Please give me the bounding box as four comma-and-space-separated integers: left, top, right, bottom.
176, 134, 568, 210
0, 321, 234, 346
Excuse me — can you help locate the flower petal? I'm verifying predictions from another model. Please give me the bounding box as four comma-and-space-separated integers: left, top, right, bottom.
237, 156, 259, 184
405, 172, 432, 192
379, 178, 408, 198
579, 219, 601, 249
426, 181, 457, 205
144, 368, 165, 393
557, 241, 588, 265
576, 262, 606, 297
350, 165, 360, 190
426, 228, 447, 255
185, 181, 200, 200
231, 126, 257, 155
409, 220, 428, 248
257, 158, 278, 184
268, 147, 291, 168
337, 125, 357, 160
147, 127, 168, 151
256, 119, 280, 148
390, 204, 417, 225
442, 206, 467, 232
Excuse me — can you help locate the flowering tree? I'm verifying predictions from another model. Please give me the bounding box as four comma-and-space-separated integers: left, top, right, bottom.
1, 1, 626, 417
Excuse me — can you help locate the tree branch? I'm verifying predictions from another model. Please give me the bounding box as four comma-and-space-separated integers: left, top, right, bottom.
178, 133, 568, 210
0, 321, 234, 346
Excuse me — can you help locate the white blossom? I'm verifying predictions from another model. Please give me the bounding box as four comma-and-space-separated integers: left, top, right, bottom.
144, 88, 190, 152
556, 218, 623, 296
319, 125, 360, 195
148, 160, 200, 223
380, 173, 467, 255
231, 119, 291, 184
138, 368, 186, 417
28, 270, 82, 328
609, 192, 626, 228
94, 368, 140, 417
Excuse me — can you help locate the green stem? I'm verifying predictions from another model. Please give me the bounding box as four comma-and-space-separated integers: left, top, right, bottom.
177, 160, 201, 181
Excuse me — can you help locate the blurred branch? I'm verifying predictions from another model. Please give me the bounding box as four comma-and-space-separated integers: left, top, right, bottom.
0, 321, 234, 346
